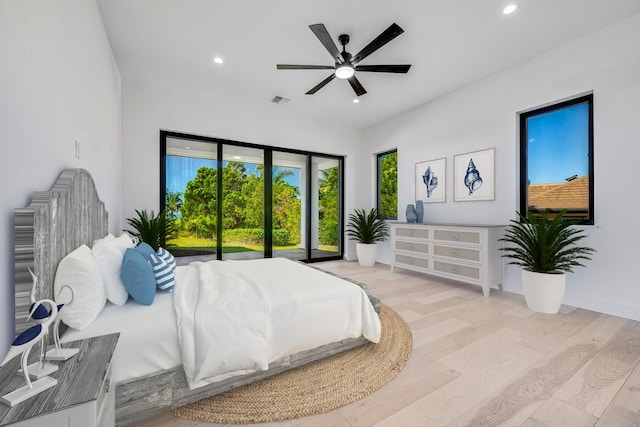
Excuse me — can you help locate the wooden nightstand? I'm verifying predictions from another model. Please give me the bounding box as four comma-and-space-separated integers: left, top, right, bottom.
0, 333, 119, 427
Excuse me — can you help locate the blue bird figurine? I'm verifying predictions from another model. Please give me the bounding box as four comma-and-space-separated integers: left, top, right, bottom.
1, 299, 58, 390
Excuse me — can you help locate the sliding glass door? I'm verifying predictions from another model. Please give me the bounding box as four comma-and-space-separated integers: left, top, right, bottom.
161, 131, 343, 262
272, 151, 306, 260
164, 136, 218, 257
221, 145, 264, 260
310, 156, 342, 260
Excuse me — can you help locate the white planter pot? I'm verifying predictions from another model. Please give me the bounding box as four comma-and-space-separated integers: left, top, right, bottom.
521, 269, 566, 314
356, 243, 378, 267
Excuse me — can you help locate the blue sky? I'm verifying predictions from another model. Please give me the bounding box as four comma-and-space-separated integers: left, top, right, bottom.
527, 102, 589, 184
166, 156, 215, 195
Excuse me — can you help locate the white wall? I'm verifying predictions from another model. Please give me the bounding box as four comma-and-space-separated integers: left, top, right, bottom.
363, 14, 640, 320
120, 77, 364, 257
0, 0, 121, 357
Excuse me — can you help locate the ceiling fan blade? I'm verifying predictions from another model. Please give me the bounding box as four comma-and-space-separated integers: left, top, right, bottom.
347, 76, 367, 97
306, 74, 336, 95
356, 64, 411, 73
277, 64, 336, 70
352, 23, 404, 64
309, 24, 344, 63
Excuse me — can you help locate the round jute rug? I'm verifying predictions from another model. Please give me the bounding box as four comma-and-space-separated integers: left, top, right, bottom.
172, 304, 412, 424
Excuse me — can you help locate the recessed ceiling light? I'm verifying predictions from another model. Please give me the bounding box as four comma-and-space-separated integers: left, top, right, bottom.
353, 99, 360, 104
185, 146, 190, 150
503, 4, 517, 14
213, 57, 224, 64
232, 155, 242, 160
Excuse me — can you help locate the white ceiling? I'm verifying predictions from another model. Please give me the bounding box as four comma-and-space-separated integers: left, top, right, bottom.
96, 0, 640, 130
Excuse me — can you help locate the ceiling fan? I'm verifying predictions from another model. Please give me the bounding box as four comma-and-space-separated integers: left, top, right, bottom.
277, 23, 411, 97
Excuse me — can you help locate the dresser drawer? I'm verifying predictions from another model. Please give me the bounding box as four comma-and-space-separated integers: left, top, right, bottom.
433, 245, 480, 263
395, 254, 429, 269
433, 229, 480, 245
394, 227, 429, 239
433, 260, 480, 281
395, 241, 429, 254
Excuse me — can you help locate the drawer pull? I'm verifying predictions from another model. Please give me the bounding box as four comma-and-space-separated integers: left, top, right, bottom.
408, 258, 414, 265
451, 234, 459, 241
451, 266, 459, 273
408, 244, 414, 250
106, 378, 111, 393
451, 249, 459, 256
408, 230, 414, 236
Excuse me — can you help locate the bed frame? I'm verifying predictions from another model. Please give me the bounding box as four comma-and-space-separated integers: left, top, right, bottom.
14, 168, 379, 426
14, 169, 108, 335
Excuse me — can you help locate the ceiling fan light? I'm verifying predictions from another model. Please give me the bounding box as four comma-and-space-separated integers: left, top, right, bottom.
335, 64, 355, 79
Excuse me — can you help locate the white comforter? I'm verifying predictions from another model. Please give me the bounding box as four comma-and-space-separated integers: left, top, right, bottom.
174, 258, 381, 389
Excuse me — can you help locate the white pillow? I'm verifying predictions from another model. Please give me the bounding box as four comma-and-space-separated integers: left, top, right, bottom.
92, 237, 129, 306
113, 232, 135, 255
93, 233, 115, 247
54, 244, 106, 329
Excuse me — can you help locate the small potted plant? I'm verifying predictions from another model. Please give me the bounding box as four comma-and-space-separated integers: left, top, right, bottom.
346, 208, 389, 267
500, 209, 595, 313
125, 209, 176, 251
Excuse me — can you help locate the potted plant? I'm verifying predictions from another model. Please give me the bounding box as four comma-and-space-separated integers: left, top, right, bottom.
346, 208, 389, 267
125, 209, 176, 251
500, 209, 595, 314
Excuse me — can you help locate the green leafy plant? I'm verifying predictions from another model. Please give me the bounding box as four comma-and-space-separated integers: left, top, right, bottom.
125, 209, 176, 251
500, 209, 595, 274
346, 208, 389, 244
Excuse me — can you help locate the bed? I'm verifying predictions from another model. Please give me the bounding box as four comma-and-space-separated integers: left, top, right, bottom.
13, 168, 381, 425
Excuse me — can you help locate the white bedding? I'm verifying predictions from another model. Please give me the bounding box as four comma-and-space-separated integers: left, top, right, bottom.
62, 258, 381, 389
60, 267, 192, 384
177, 258, 381, 389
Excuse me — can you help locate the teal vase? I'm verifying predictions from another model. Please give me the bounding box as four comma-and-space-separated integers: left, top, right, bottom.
415, 200, 424, 223
405, 204, 417, 223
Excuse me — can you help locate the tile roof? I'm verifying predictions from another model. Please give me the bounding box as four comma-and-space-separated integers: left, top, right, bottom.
527, 175, 589, 210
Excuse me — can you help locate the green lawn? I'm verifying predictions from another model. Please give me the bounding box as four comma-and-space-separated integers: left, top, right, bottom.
168, 236, 302, 253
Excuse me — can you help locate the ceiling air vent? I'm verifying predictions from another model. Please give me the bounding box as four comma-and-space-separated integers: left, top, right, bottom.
271, 96, 290, 104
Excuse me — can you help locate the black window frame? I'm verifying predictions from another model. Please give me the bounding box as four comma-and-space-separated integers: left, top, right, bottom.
519, 94, 594, 225
376, 149, 398, 220
160, 130, 345, 263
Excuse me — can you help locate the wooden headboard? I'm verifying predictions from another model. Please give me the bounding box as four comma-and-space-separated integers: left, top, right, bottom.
14, 168, 108, 335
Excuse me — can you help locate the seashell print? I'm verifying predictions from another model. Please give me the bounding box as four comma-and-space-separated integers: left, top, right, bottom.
422, 166, 439, 198
464, 158, 483, 195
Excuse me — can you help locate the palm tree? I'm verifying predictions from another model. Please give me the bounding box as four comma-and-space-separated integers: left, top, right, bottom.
165, 190, 183, 219
273, 167, 294, 184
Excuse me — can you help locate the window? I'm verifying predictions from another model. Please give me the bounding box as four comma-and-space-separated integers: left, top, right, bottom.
377, 149, 397, 220
519, 94, 594, 224
160, 131, 344, 262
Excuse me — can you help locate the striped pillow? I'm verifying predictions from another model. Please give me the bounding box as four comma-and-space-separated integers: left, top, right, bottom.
157, 247, 176, 270
149, 254, 175, 291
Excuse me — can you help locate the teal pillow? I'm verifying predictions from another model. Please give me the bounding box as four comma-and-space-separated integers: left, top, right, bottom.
134, 242, 156, 260
120, 248, 155, 305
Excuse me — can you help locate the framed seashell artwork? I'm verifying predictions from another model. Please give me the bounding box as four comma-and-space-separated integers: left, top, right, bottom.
454, 148, 495, 201
415, 158, 446, 203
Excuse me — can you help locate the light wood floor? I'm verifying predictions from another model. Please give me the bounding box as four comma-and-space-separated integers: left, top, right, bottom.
131, 261, 640, 427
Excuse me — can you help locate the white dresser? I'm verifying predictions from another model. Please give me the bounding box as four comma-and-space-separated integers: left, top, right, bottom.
391, 223, 504, 296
